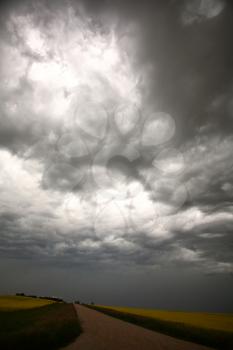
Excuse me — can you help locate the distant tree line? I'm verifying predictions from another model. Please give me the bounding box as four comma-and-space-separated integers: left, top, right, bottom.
15, 293, 64, 302
74, 301, 95, 305
15, 293, 95, 305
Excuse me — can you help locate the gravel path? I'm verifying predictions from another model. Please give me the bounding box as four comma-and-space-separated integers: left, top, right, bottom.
61, 305, 213, 350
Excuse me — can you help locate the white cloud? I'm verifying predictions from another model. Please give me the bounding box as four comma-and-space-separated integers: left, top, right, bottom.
1, 5, 141, 142
166, 206, 233, 233
175, 246, 203, 262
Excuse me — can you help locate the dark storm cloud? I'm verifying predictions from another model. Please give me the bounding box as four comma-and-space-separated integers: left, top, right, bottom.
0, 0, 233, 310
28, 0, 233, 197
1, 198, 232, 277
181, 134, 233, 209
84, 0, 233, 139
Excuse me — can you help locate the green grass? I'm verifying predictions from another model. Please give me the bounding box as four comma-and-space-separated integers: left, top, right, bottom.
0, 301, 81, 350
87, 305, 233, 350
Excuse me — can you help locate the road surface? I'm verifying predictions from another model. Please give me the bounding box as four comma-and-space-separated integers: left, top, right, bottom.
61, 304, 213, 350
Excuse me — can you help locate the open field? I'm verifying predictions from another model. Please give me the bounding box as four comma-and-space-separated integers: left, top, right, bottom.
88, 305, 233, 350
0, 296, 81, 350
0, 295, 56, 311
96, 305, 233, 333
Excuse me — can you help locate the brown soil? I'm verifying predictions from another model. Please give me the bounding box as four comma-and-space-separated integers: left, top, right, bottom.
61, 304, 213, 350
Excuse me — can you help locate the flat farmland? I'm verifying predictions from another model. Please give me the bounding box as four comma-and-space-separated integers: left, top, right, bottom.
0, 296, 81, 350
88, 305, 233, 349
0, 295, 56, 310
97, 305, 233, 333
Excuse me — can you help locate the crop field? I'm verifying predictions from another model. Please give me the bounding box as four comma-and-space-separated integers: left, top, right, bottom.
0, 295, 56, 311
0, 296, 81, 350
98, 305, 233, 333
89, 305, 233, 349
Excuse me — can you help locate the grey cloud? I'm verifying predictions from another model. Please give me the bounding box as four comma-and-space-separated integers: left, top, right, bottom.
0, 0, 233, 310
76, 0, 233, 146
1, 200, 232, 275
182, 0, 226, 25
118, 0, 233, 140
181, 135, 233, 210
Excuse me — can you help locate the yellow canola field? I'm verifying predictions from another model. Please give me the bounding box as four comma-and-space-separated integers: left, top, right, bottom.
0, 295, 56, 311
99, 305, 233, 333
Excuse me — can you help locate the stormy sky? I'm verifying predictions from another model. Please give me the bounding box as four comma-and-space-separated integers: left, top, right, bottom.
0, 0, 233, 311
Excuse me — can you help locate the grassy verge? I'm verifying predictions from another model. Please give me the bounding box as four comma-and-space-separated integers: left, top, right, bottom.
0, 303, 82, 350
87, 305, 233, 350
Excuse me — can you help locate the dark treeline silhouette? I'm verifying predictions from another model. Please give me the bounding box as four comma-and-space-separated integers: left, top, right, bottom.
15, 293, 64, 302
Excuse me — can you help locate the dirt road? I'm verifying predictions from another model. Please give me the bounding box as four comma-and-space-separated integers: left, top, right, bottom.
61, 304, 213, 350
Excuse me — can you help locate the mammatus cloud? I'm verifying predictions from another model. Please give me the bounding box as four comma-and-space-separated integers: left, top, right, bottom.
0, 0, 232, 278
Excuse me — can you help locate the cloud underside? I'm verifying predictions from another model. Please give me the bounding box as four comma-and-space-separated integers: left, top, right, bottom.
0, 0, 232, 274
